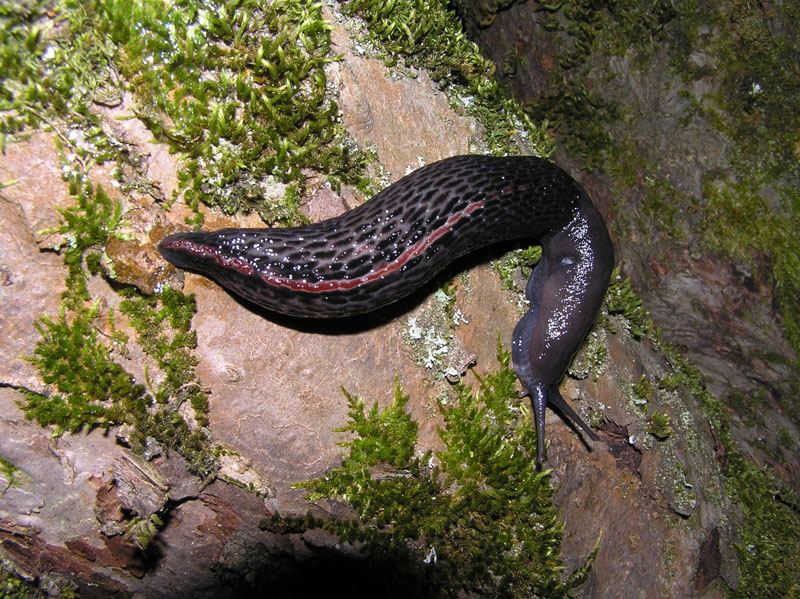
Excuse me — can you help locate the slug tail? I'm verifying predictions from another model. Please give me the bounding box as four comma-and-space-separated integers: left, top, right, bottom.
548, 387, 598, 443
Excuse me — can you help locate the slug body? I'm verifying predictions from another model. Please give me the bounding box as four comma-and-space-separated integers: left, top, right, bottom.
159, 155, 614, 461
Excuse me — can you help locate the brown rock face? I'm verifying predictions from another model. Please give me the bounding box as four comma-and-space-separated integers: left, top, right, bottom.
467, 0, 799, 497
0, 4, 769, 598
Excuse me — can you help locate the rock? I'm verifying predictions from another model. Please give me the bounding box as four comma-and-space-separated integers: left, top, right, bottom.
0, 2, 781, 597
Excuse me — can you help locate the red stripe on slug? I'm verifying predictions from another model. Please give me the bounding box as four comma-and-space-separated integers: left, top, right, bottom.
160, 239, 256, 276
162, 198, 487, 294
262, 198, 487, 293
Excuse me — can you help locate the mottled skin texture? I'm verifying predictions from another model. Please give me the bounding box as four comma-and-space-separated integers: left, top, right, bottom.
159, 155, 614, 462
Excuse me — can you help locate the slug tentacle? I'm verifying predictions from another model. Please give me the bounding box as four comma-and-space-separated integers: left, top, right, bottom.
158, 155, 614, 462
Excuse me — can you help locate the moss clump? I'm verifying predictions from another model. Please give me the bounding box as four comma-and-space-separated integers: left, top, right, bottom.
22, 303, 147, 434
43, 173, 124, 307
298, 343, 593, 598
93, 0, 370, 225
22, 289, 216, 475
124, 513, 164, 551
524, 83, 619, 170
2, 0, 373, 227
631, 374, 653, 405
646, 411, 672, 440
605, 269, 653, 339
0, 0, 117, 160
726, 452, 800, 598
119, 287, 209, 424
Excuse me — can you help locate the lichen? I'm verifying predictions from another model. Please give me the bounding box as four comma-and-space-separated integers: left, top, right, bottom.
567, 326, 608, 382
403, 285, 469, 381
658, 340, 800, 597
297, 343, 594, 597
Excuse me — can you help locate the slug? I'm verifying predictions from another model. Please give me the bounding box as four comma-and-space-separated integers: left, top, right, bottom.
158, 155, 614, 462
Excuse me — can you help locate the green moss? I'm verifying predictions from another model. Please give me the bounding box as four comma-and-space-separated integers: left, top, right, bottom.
609, 272, 799, 591
647, 411, 672, 440
3, 0, 373, 227
41, 173, 124, 307
0, 457, 21, 495
0, 0, 118, 161
631, 374, 653, 406
125, 513, 163, 550
726, 389, 767, 429
707, 1, 800, 182
0, 561, 49, 599
21, 292, 216, 475
298, 342, 594, 597
524, 83, 619, 170
492, 245, 542, 293
17, 149, 216, 475
777, 428, 795, 452
119, 287, 209, 423
605, 268, 653, 339
657, 373, 681, 392
93, 0, 371, 225
727, 455, 800, 598
22, 302, 147, 434
658, 341, 800, 597
700, 175, 800, 354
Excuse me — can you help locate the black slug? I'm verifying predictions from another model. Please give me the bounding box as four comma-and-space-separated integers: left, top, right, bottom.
158, 155, 614, 462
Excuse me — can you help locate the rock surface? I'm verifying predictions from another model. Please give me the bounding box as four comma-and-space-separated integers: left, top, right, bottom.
469, 0, 800, 495
0, 4, 773, 599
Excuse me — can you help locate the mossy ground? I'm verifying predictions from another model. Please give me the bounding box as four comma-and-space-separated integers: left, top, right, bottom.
507, 0, 800, 359
0, 0, 385, 478
470, 2, 800, 594
340, 0, 555, 157
297, 344, 594, 598
5, 0, 798, 596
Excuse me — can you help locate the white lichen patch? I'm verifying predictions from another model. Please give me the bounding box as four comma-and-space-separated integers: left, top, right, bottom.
403, 284, 473, 382
218, 453, 273, 497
